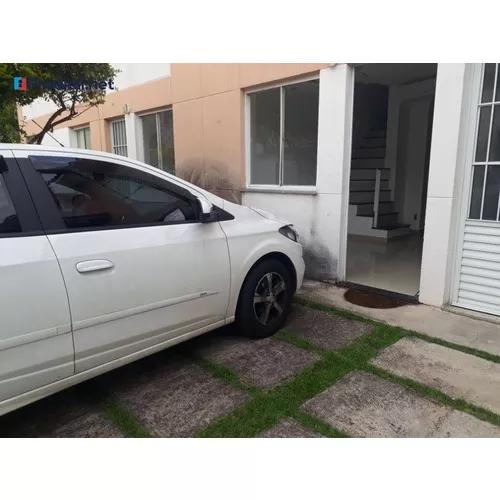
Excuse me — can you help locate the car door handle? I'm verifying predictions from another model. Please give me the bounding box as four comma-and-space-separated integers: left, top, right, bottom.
76, 259, 114, 274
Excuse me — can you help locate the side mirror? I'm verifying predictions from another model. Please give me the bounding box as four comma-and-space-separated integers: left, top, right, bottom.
196, 196, 217, 223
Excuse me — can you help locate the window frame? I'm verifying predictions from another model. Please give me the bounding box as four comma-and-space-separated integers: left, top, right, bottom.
0, 155, 43, 238
467, 63, 500, 222
73, 126, 91, 150
244, 75, 320, 193
21, 152, 203, 235
110, 118, 128, 157
137, 107, 175, 174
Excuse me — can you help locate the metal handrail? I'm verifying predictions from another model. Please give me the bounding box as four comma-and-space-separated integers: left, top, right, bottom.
373, 168, 381, 228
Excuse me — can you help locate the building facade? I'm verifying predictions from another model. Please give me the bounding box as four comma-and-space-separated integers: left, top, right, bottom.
19, 63, 500, 319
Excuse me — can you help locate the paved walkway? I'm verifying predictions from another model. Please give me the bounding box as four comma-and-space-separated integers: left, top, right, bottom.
297, 280, 500, 357
1, 294, 499, 438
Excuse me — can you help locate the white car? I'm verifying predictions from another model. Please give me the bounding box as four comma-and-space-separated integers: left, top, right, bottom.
0, 144, 304, 416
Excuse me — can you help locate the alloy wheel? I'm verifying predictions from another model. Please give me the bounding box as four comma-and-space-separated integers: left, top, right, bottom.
253, 272, 287, 326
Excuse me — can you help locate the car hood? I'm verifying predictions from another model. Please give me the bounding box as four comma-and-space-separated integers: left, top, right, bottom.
247, 206, 291, 226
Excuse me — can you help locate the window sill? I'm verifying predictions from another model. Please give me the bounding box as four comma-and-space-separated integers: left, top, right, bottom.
243, 185, 317, 195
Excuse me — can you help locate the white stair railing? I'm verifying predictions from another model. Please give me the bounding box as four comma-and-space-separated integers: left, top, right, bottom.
373, 168, 381, 229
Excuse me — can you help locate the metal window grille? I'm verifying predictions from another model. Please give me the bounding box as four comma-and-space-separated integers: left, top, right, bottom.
111, 119, 128, 157
468, 64, 500, 221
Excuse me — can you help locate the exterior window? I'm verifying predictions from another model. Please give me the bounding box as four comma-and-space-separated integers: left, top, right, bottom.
249, 79, 319, 186
469, 64, 500, 220
29, 156, 197, 231
141, 110, 175, 174
111, 119, 128, 157
74, 127, 91, 149
0, 173, 21, 233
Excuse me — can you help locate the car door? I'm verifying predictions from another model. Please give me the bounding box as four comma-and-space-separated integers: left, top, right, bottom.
0, 151, 74, 406
15, 150, 230, 373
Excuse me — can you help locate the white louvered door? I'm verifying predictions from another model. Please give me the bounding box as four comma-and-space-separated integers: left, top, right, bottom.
455, 64, 500, 316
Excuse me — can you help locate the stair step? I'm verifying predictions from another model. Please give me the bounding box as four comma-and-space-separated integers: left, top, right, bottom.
356, 201, 396, 216
365, 129, 386, 139
351, 158, 386, 169
357, 211, 398, 217
350, 168, 390, 181
352, 147, 386, 159
349, 189, 391, 193
352, 201, 394, 206
350, 189, 391, 204
350, 180, 389, 192
355, 137, 386, 149
376, 223, 410, 230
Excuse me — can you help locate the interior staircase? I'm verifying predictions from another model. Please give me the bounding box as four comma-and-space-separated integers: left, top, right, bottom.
349, 128, 410, 239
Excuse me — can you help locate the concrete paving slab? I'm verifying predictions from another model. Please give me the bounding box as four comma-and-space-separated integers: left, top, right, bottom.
46, 411, 123, 438
373, 337, 500, 414
302, 370, 500, 437
0, 381, 114, 437
298, 280, 500, 357
114, 357, 248, 437
192, 334, 319, 389
286, 304, 372, 350
259, 418, 320, 438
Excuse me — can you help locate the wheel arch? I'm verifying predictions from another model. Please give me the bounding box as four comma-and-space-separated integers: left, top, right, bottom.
234, 251, 297, 318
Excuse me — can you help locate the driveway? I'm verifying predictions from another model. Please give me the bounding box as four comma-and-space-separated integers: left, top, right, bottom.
1, 298, 499, 438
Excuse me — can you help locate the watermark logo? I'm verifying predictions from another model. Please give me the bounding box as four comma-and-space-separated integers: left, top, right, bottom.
13, 76, 28, 91
12, 76, 115, 92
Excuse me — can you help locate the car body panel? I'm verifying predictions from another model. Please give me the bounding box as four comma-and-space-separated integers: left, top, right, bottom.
0, 143, 305, 416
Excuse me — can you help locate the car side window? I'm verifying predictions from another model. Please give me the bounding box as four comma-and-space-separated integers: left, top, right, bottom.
0, 173, 21, 234
29, 156, 198, 230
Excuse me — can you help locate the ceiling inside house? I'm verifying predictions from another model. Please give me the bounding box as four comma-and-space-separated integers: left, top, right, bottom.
355, 63, 438, 85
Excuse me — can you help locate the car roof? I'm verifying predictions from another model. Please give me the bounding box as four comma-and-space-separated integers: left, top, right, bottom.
0, 142, 222, 206
0, 142, 128, 161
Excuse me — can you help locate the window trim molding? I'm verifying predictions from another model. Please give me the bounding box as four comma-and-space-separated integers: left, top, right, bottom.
244, 75, 320, 191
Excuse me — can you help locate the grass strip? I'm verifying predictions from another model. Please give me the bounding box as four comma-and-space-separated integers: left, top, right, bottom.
198, 323, 405, 437
102, 398, 151, 438
192, 355, 260, 397
292, 410, 349, 438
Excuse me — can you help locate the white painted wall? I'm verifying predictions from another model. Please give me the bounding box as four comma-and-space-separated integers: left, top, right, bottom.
21, 64, 171, 122
419, 64, 469, 307
395, 96, 433, 229
38, 126, 71, 148
243, 65, 354, 281
113, 63, 170, 90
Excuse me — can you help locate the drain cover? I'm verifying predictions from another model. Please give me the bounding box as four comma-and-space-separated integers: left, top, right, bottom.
344, 288, 411, 309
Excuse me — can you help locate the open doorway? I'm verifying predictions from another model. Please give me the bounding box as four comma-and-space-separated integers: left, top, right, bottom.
345, 64, 437, 298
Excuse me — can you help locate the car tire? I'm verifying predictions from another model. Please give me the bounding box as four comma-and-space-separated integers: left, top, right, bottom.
235, 258, 294, 338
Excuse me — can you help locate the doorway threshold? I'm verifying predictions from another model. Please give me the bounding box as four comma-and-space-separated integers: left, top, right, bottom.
338, 281, 419, 304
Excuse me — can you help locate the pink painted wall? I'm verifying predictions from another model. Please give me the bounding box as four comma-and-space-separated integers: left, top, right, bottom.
22, 64, 332, 201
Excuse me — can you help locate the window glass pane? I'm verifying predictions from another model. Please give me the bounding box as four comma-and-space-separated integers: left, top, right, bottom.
481, 63, 496, 103
283, 80, 319, 186
30, 156, 197, 230
482, 165, 500, 220
84, 127, 91, 148
158, 110, 175, 174
250, 88, 280, 185
141, 114, 159, 168
75, 127, 90, 149
0, 174, 21, 233
488, 105, 500, 161
475, 106, 491, 162
469, 165, 485, 219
